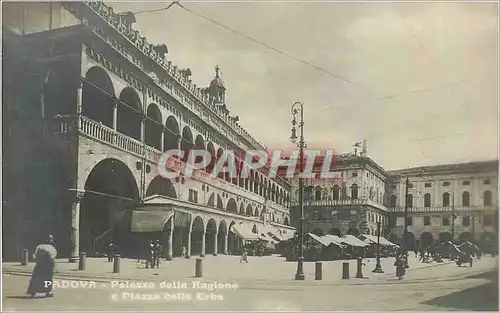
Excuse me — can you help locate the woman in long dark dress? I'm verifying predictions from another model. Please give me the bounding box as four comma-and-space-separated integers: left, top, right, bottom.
27, 244, 56, 297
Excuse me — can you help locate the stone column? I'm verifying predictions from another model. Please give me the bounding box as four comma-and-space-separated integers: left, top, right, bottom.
112, 99, 118, 130
160, 128, 165, 152
140, 115, 146, 142
224, 233, 229, 255
76, 80, 83, 115
200, 229, 206, 257
167, 217, 174, 260
213, 231, 218, 256
69, 190, 85, 263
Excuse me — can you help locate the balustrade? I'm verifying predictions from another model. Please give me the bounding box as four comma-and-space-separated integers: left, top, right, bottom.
50, 114, 289, 214
390, 205, 497, 213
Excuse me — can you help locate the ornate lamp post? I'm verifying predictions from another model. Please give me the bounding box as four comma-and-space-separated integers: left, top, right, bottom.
403, 177, 410, 268
290, 101, 305, 281
372, 221, 384, 273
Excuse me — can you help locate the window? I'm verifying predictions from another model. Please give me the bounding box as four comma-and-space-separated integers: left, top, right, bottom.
462, 181, 470, 186
313, 210, 320, 220
484, 190, 492, 206
424, 193, 431, 208
352, 172, 358, 177
408, 183, 414, 188
406, 217, 413, 226
332, 185, 340, 201
424, 216, 431, 226
462, 191, 470, 207
405, 194, 413, 208
188, 189, 198, 203
314, 186, 322, 201
443, 192, 450, 207
424, 183, 432, 188
443, 181, 451, 187
331, 211, 338, 221
390, 195, 397, 208
442, 217, 450, 226
483, 179, 491, 185
484, 215, 493, 226
351, 184, 358, 200
463, 216, 470, 227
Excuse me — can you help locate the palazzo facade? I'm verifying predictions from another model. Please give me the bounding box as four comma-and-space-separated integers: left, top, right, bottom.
2, 2, 293, 260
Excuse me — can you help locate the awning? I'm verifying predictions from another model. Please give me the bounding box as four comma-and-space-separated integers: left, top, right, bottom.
230, 223, 260, 241
280, 231, 296, 241
323, 234, 345, 247
259, 232, 278, 244
361, 235, 399, 247
340, 235, 368, 247
261, 225, 284, 242
308, 233, 331, 246
131, 210, 174, 232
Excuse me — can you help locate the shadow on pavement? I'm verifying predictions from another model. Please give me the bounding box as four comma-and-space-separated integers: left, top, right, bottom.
422, 271, 498, 311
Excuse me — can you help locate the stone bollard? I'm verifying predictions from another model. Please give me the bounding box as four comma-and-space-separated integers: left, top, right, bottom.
21, 249, 29, 266
342, 262, 349, 280
356, 257, 364, 278
78, 252, 86, 270
113, 254, 120, 273
315, 261, 323, 280
195, 258, 203, 278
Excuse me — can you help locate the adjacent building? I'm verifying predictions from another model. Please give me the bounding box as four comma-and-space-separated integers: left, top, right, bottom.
2, 2, 293, 260
288, 142, 498, 252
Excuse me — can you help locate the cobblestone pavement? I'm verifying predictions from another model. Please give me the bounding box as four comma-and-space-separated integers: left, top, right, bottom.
2, 254, 456, 283
2, 256, 498, 311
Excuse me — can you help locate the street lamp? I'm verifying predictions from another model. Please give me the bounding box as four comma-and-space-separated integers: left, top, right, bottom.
291, 101, 305, 281
403, 176, 410, 268
372, 221, 384, 273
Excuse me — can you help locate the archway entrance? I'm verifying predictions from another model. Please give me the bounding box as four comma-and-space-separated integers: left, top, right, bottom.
228, 221, 240, 255
19, 147, 68, 255
217, 221, 228, 255
480, 232, 497, 254
439, 232, 453, 243
459, 232, 474, 243
205, 219, 217, 255
191, 216, 204, 256
171, 211, 191, 257
82, 66, 114, 128
420, 232, 433, 248
81, 158, 139, 256
404, 232, 416, 250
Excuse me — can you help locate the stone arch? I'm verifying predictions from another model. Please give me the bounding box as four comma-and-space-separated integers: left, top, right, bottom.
254, 207, 259, 217
145, 103, 162, 151
146, 176, 177, 199
459, 231, 474, 243
312, 228, 324, 236
81, 158, 139, 256
227, 198, 238, 213
207, 193, 215, 207
191, 216, 205, 256
217, 220, 228, 254
206, 142, 215, 173
239, 203, 245, 215
439, 232, 453, 243
205, 218, 217, 255
246, 204, 253, 216
424, 193, 431, 208
216, 148, 224, 180
420, 232, 433, 247
164, 115, 180, 152
216, 194, 224, 209
284, 217, 290, 226
117, 87, 142, 141
181, 126, 194, 161
82, 66, 115, 128
329, 228, 341, 236
403, 232, 416, 250
332, 185, 340, 201
227, 221, 241, 255
195, 134, 205, 150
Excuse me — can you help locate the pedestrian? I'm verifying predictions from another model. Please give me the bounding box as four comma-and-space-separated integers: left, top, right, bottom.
394, 253, 406, 280
240, 248, 248, 263
27, 236, 57, 298
153, 240, 162, 268
182, 246, 187, 258
106, 241, 116, 262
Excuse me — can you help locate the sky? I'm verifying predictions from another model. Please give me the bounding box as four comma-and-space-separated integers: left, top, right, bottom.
109, 1, 499, 170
